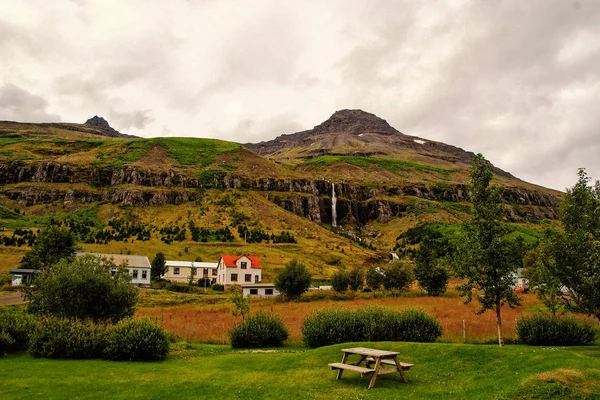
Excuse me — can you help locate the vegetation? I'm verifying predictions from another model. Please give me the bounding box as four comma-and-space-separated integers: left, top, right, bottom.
382, 260, 414, 291
302, 306, 442, 348
331, 270, 349, 292
347, 268, 364, 291
103, 319, 170, 361
229, 311, 289, 348
151, 252, 167, 280
25, 255, 138, 323
0, 308, 35, 354
452, 154, 523, 347
19, 225, 77, 269
414, 237, 449, 296
303, 155, 457, 176
227, 285, 250, 321
516, 314, 598, 346
274, 259, 311, 300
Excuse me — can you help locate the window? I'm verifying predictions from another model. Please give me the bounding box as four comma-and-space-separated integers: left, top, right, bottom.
132, 269, 138, 279
174, 267, 180, 275
245, 274, 252, 282
212, 269, 217, 276
111, 267, 117, 276
265, 289, 273, 295
241, 262, 247, 269
250, 289, 258, 295
254, 275, 259, 283
231, 273, 238, 282
203, 268, 208, 276
142, 270, 147, 279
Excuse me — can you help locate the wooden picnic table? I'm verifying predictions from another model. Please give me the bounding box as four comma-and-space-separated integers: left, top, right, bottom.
328, 347, 414, 389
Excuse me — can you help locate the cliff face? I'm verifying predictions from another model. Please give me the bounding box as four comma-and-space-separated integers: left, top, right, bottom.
0, 161, 560, 223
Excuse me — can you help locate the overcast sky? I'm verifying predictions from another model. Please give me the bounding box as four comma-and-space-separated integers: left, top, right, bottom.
1, 0, 599, 191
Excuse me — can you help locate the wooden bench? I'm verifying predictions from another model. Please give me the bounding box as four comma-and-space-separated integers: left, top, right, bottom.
328, 363, 375, 376
365, 357, 415, 370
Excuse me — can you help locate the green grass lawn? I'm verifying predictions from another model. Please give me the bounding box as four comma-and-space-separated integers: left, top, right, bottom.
1, 342, 599, 399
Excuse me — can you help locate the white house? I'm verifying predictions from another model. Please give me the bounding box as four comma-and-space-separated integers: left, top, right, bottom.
163, 260, 218, 284
216, 255, 262, 286
241, 283, 279, 297
77, 252, 151, 286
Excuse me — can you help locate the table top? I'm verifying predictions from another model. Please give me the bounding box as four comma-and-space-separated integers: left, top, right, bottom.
341, 347, 400, 357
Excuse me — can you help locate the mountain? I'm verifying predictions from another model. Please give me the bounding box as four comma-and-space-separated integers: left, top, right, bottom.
0, 112, 562, 280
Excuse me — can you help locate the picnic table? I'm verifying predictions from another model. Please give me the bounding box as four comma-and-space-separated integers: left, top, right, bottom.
328, 347, 414, 389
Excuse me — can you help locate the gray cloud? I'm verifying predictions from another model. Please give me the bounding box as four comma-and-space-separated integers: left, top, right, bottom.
108, 109, 155, 131
0, 84, 61, 122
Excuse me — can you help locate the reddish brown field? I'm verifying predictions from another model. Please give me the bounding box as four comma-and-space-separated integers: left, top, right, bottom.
137, 290, 544, 345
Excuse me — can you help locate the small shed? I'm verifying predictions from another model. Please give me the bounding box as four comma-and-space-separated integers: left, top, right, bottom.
9, 269, 41, 286
241, 283, 279, 297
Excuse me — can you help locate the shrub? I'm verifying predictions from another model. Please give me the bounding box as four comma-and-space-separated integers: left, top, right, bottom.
366, 268, 385, 290
230, 311, 289, 348
274, 259, 311, 299
29, 316, 108, 359
383, 261, 414, 291
347, 268, 364, 291
0, 308, 35, 353
302, 306, 442, 348
103, 319, 170, 361
25, 255, 138, 323
516, 314, 598, 346
331, 271, 349, 292
0, 331, 14, 356
212, 284, 225, 292
415, 240, 449, 296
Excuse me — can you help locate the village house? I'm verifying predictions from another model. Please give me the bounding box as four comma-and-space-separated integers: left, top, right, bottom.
216, 255, 262, 286
163, 260, 218, 284
78, 252, 151, 286
241, 283, 279, 297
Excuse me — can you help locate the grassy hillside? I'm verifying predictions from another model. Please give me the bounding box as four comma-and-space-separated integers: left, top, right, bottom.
1, 342, 599, 399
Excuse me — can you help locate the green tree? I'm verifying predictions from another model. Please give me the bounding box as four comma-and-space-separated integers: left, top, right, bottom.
546, 169, 600, 321
347, 268, 364, 291
382, 260, 414, 291
24, 254, 138, 323
228, 285, 250, 321
188, 266, 197, 286
523, 240, 564, 316
151, 252, 167, 280
452, 154, 522, 347
366, 267, 385, 290
19, 225, 77, 269
274, 259, 311, 300
331, 271, 349, 292
415, 237, 449, 296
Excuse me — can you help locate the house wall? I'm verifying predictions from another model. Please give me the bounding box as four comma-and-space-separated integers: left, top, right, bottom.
164, 266, 218, 284
128, 267, 151, 285
242, 287, 279, 297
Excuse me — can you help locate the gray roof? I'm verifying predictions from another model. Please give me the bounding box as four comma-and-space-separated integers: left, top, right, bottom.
165, 260, 218, 269
76, 252, 151, 269
10, 269, 41, 274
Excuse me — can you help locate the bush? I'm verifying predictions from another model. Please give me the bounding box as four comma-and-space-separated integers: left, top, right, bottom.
29, 316, 108, 359
331, 271, 349, 292
347, 268, 364, 291
211, 284, 225, 292
302, 306, 442, 348
0, 331, 14, 356
230, 311, 289, 348
103, 319, 170, 361
274, 259, 311, 299
25, 254, 138, 323
366, 267, 385, 290
0, 308, 35, 353
516, 314, 598, 346
383, 261, 414, 291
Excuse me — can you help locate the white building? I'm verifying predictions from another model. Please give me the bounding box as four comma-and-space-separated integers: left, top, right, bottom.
241, 283, 279, 297
163, 260, 218, 284
77, 252, 151, 286
216, 255, 262, 286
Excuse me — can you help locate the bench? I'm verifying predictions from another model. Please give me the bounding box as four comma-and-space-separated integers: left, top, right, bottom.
364, 357, 415, 370
328, 363, 375, 376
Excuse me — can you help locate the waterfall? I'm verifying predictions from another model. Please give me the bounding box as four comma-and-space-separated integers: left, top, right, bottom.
331, 183, 337, 227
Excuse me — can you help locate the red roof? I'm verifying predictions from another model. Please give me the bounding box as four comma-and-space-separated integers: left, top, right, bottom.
220, 255, 262, 269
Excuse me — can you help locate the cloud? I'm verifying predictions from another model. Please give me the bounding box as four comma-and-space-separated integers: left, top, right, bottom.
108, 109, 155, 131
0, 84, 61, 122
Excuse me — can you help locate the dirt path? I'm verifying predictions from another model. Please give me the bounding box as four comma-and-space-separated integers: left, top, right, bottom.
0, 291, 26, 305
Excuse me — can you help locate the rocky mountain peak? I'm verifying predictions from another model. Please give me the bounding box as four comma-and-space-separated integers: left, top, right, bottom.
312, 109, 401, 136
85, 116, 117, 133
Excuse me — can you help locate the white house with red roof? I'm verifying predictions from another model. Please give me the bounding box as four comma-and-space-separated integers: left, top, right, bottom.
216, 255, 262, 286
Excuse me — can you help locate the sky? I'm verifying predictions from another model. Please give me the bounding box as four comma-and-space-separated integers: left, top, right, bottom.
0, 0, 599, 191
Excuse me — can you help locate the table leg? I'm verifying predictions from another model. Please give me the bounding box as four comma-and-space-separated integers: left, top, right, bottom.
354, 355, 367, 366
336, 352, 349, 380
393, 356, 408, 383
368, 357, 382, 389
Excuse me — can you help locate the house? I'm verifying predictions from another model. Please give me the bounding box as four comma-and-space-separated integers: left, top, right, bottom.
216, 255, 262, 286
512, 268, 529, 292
163, 260, 218, 284
241, 283, 279, 297
77, 252, 151, 286
9, 269, 40, 286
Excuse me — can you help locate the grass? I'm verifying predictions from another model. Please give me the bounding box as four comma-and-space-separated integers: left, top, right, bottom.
302, 156, 458, 176
0, 342, 599, 399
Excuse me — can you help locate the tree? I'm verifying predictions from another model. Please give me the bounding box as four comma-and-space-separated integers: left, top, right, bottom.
228, 285, 250, 321
452, 154, 522, 347
523, 240, 565, 316
274, 259, 311, 299
347, 268, 364, 291
19, 225, 77, 269
415, 237, 449, 296
24, 254, 138, 323
546, 169, 600, 321
366, 267, 386, 290
188, 266, 197, 286
151, 252, 167, 280
382, 261, 414, 291
331, 271, 349, 292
